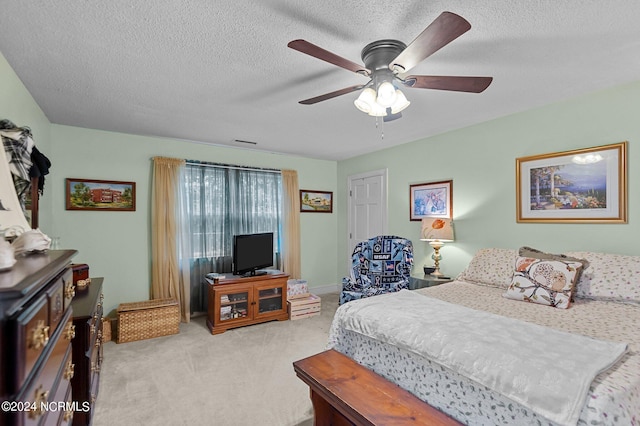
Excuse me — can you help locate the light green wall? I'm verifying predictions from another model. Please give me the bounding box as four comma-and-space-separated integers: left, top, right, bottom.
0, 52, 54, 230
337, 81, 639, 281
49, 126, 338, 316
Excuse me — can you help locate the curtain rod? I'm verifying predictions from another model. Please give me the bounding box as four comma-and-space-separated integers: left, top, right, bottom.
185, 160, 281, 174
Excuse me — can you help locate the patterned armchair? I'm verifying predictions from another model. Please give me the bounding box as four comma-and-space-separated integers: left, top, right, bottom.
340, 235, 414, 305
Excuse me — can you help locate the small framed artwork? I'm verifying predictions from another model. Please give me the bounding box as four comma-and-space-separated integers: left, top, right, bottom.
300, 190, 333, 213
516, 141, 627, 223
66, 178, 136, 211
409, 180, 453, 221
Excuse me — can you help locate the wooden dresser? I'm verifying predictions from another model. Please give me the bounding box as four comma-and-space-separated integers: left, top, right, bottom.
70, 278, 104, 426
0, 249, 77, 426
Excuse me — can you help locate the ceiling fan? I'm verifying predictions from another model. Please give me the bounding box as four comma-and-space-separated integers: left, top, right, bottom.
288, 11, 493, 121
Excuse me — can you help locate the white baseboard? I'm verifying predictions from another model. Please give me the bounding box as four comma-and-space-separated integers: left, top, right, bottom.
308, 283, 340, 295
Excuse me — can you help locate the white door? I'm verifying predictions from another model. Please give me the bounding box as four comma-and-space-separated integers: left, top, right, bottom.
347, 169, 388, 262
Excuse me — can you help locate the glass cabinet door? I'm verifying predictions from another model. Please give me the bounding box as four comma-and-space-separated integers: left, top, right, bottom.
257, 287, 283, 314
219, 290, 249, 321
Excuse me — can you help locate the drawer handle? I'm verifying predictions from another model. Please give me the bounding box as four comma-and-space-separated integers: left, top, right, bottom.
100, 293, 104, 302
65, 280, 76, 299
77, 278, 91, 289
63, 408, 74, 422
91, 361, 101, 374
64, 323, 76, 341
28, 320, 50, 350
28, 385, 48, 419
64, 359, 75, 380
91, 394, 97, 404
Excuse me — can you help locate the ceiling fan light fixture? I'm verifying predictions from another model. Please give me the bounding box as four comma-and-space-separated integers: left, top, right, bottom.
368, 101, 388, 117
376, 81, 397, 107
354, 87, 376, 113
390, 89, 410, 114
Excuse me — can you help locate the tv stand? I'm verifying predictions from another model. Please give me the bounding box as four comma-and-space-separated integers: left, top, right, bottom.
207, 271, 289, 334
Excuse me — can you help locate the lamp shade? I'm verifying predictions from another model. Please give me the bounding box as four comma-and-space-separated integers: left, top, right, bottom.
368, 101, 388, 117
376, 81, 397, 107
390, 89, 410, 114
354, 88, 376, 114
420, 218, 454, 242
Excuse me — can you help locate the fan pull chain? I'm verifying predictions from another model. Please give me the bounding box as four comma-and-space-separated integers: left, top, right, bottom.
375, 116, 384, 140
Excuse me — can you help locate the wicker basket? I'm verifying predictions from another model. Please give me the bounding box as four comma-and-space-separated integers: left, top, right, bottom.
117, 298, 180, 343
102, 317, 112, 342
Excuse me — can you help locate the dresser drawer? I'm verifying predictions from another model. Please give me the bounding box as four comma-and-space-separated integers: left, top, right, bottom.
15, 295, 49, 390
42, 346, 73, 426
46, 278, 64, 335
62, 269, 75, 312
61, 381, 75, 426
16, 309, 73, 426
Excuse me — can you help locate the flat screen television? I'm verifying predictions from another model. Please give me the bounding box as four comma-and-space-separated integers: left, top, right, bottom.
232, 232, 274, 276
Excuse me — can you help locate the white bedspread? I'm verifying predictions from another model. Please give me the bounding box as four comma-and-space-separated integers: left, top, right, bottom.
330, 289, 628, 426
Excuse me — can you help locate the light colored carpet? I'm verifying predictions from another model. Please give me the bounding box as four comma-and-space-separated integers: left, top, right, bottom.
93, 292, 339, 426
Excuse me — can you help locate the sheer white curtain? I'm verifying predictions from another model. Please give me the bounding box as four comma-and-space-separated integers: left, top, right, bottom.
180, 162, 283, 313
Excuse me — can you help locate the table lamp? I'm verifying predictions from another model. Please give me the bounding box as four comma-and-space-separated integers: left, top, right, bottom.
420, 218, 455, 277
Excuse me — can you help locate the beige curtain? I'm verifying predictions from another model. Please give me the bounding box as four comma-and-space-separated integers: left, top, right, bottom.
281, 169, 301, 279
151, 157, 190, 322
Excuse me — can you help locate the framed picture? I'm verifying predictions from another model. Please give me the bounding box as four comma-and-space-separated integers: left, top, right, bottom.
66, 178, 136, 211
300, 190, 333, 213
516, 142, 627, 223
409, 180, 452, 221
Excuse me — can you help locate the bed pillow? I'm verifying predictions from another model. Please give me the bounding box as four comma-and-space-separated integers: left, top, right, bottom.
518, 246, 590, 270
456, 248, 517, 288
503, 256, 584, 309
519, 246, 590, 300
564, 251, 640, 305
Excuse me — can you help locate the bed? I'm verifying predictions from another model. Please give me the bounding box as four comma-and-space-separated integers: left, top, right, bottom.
327, 248, 640, 426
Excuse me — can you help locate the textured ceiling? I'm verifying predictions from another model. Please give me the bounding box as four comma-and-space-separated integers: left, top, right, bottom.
1, 1, 640, 161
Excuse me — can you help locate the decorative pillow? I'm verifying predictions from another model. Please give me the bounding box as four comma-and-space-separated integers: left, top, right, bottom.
518, 246, 590, 301
518, 246, 590, 270
503, 257, 584, 309
456, 248, 517, 288
565, 251, 640, 305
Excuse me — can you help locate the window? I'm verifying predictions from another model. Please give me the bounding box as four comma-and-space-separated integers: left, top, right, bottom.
180, 162, 283, 312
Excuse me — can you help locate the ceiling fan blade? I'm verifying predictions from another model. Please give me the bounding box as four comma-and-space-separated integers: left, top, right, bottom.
402, 75, 493, 93
390, 11, 471, 73
288, 39, 370, 75
299, 85, 365, 105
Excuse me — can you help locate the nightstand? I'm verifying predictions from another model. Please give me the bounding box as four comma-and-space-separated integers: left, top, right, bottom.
409, 275, 453, 290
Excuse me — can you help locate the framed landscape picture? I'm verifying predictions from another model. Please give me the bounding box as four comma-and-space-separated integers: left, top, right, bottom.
409, 180, 452, 221
300, 190, 333, 213
516, 142, 627, 223
66, 178, 136, 211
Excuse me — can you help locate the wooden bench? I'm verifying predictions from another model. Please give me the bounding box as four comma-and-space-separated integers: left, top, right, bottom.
293, 349, 462, 426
